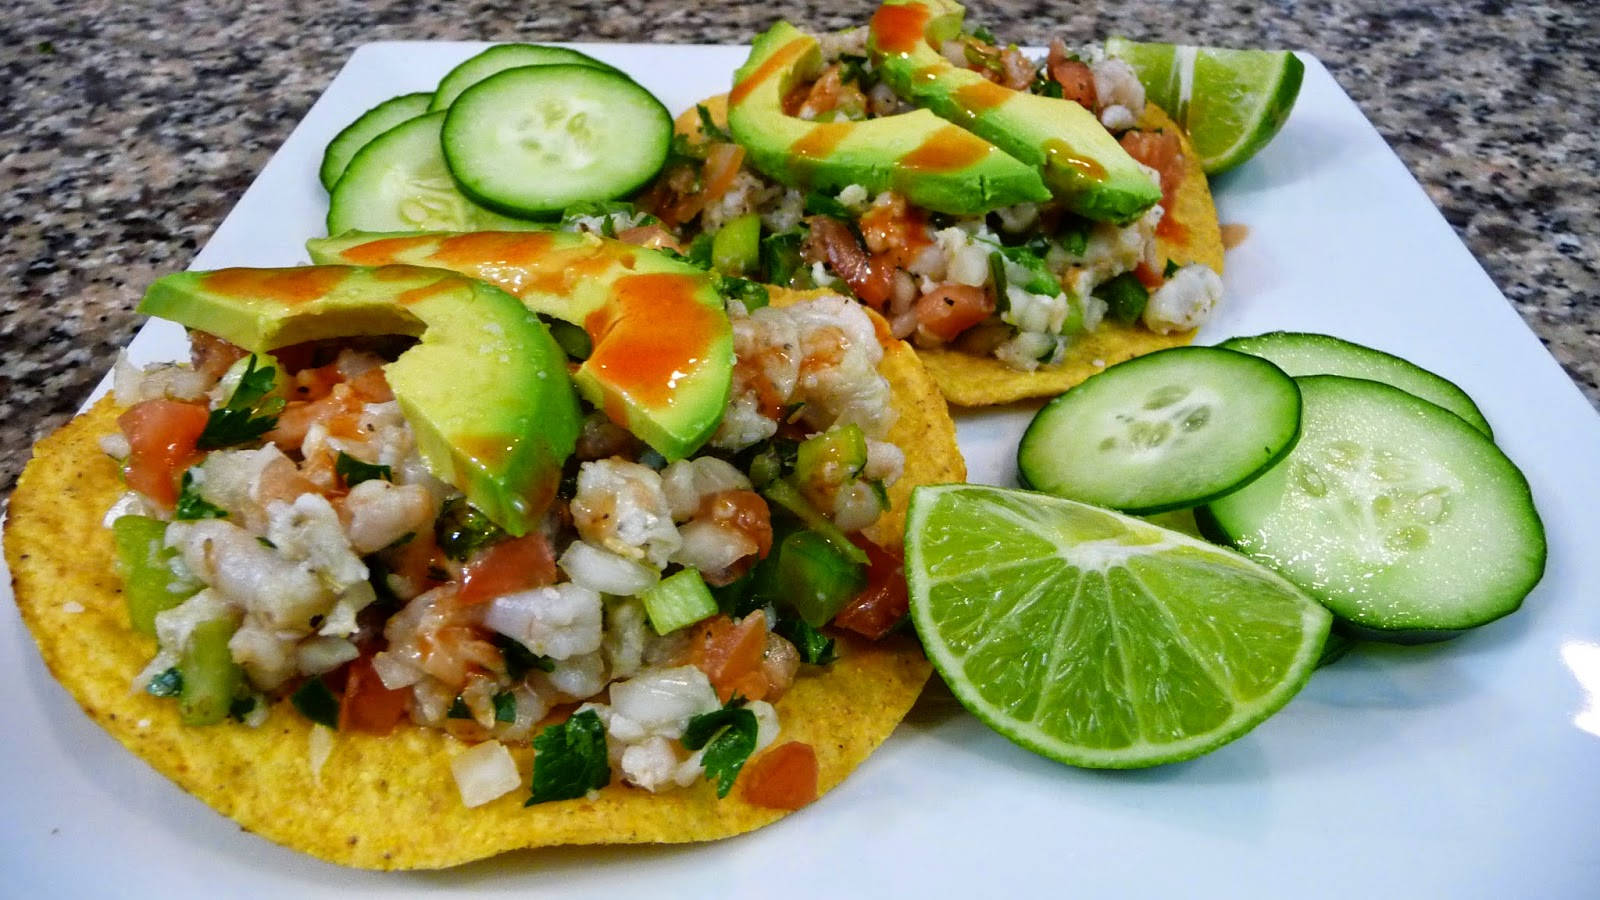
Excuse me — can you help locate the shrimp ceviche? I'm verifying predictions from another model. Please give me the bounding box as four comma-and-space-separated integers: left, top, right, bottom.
9, 243, 958, 866
632, 0, 1226, 403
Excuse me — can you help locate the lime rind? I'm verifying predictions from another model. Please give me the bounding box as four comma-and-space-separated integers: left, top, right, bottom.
906, 484, 1331, 769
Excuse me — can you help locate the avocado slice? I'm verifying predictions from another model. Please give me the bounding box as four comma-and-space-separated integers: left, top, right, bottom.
139, 265, 580, 536
726, 21, 1048, 216
306, 231, 734, 461
868, 0, 1162, 224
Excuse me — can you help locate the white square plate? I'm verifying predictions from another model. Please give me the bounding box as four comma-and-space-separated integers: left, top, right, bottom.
4, 42, 1598, 898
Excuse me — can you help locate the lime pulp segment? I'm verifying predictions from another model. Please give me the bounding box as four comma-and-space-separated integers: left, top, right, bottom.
1105, 37, 1304, 174
906, 484, 1331, 769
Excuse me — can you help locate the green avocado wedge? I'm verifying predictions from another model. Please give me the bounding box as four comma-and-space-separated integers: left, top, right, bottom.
307, 231, 733, 461
727, 21, 1049, 216
139, 265, 581, 536
868, 0, 1162, 224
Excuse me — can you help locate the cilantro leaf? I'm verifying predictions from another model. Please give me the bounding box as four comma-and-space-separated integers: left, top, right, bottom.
718, 275, 769, 311
197, 355, 284, 450
683, 699, 759, 798
495, 634, 555, 680
1164, 258, 1181, 278
803, 191, 854, 220
696, 103, 733, 143
493, 691, 518, 724
997, 245, 1063, 296
1055, 216, 1091, 257
527, 709, 611, 805
291, 676, 340, 729
759, 230, 806, 287
226, 354, 278, 409
174, 470, 227, 521
228, 695, 258, 723
335, 451, 392, 488
435, 497, 507, 561
970, 25, 997, 44
146, 667, 183, 698
196, 406, 280, 450
774, 616, 838, 666
686, 232, 715, 269
1031, 71, 1064, 98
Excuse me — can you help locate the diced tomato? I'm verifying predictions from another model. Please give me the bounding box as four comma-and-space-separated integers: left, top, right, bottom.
700, 142, 746, 205
188, 330, 248, 380
1134, 260, 1166, 290
690, 610, 772, 702
804, 217, 895, 311
458, 534, 558, 606
914, 284, 993, 343
742, 741, 819, 810
118, 399, 211, 508
1120, 129, 1185, 207
339, 655, 411, 736
834, 537, 909, 640
1047, 39, 1098, 110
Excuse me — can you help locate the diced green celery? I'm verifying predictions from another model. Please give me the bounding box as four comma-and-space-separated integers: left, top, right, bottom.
776, 530, 866, 627
1060, 296, 1086, 334
179, 617, 244, 726
641, 568, 719, 635
112, 515, 197, 637
760, 479, 869, 565
795, 424, 867, 486
711, 213, 762, 276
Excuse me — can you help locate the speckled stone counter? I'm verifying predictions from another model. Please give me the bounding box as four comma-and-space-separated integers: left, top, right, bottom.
2, 0, 1596, 495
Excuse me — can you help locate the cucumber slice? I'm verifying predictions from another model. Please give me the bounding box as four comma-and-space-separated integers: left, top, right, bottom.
1219, 331, 1492, 436
1018, 346, 1302, 514
318, 92, 432, 192
430, 43, 620, 112
440, 65, 672, 218
1206, 375, 1545, 641
326, 112, 541, 234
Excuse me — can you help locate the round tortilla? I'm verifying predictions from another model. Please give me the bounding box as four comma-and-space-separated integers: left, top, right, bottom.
680, 99, 1224, 408
914, 105, 1225, 406
4, 302, 961, 869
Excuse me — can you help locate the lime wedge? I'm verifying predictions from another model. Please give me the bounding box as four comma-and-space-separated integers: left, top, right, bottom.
905, 484, 1331, 768
1106, 36, 1304, 175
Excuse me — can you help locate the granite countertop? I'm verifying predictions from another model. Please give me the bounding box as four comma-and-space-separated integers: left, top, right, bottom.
2, 0, 1595, 496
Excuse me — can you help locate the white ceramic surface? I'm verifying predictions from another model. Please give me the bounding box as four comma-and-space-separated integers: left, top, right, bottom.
2, 42, 1597, 898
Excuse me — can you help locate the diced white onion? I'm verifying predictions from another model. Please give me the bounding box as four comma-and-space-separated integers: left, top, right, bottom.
308, 724, 335, 784
370, 650, 423, 691
558, 541, 659, 596
295, 636, 360, 676
450, 740, 521, 808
